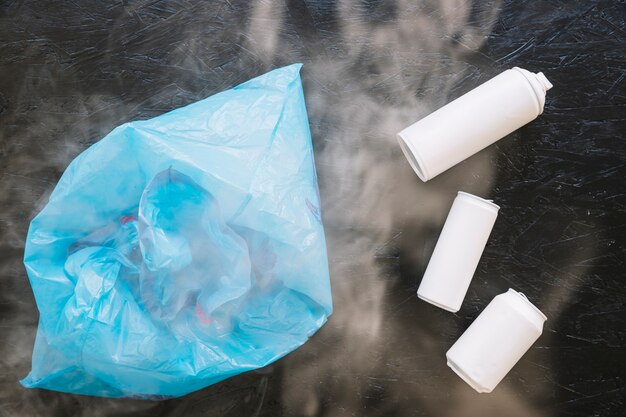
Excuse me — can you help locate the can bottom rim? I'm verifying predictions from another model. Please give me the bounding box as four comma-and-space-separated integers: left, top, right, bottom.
397, 132, 430, 182
417, 292, 459, 313
446, 359, 492, 393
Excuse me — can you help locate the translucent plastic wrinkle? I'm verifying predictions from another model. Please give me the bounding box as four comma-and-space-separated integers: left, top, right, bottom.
21, 64, 332, 398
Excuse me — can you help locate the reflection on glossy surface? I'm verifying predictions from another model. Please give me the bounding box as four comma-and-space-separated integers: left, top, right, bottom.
0, 0, 624, 416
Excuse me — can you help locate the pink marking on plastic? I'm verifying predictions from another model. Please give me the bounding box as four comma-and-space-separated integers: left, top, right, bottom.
120, 216, 138, 225
195, 303, 212, 324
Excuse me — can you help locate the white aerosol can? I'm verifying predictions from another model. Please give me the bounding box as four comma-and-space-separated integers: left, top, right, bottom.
398, 68, 553, 182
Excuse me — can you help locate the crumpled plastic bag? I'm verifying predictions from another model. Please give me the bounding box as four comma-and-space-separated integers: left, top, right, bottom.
21, 64, 332, 398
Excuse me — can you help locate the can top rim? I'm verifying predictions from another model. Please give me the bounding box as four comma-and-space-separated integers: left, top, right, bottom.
457, 191, 500, 212
508, 289, 547, 322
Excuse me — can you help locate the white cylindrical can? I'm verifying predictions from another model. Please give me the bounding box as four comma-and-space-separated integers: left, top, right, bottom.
446, 289, 547, 393
417, 191, 499, 312
397, 67, 553, 182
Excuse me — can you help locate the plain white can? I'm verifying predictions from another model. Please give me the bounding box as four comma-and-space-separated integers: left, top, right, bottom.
446, 289, 547, 393
417, 191, 499, 313
397, 67, 553, 182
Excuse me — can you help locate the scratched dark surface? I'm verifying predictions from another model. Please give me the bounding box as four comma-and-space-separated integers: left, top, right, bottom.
1, 0, 625, 416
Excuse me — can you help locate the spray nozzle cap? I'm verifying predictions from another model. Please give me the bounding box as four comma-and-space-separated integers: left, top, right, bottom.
535, 72, 553, 91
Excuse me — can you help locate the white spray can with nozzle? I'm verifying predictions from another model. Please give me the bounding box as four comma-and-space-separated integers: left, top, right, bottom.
397, 68, 553, 182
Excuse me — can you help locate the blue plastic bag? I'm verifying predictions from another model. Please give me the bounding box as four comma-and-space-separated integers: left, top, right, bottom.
21, 64, 332, 398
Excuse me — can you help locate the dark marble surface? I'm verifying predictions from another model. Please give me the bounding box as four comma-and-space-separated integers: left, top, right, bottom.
1, 1, 624, 416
